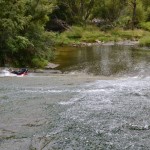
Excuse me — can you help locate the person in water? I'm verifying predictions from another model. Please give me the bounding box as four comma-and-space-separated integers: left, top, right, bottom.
10, 68, 28, 75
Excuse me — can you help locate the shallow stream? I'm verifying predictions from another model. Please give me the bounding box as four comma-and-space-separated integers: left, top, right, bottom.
0, 45, 150, 150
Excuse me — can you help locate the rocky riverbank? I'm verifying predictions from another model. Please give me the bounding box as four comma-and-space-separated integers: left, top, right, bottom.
72, 40, 139, 47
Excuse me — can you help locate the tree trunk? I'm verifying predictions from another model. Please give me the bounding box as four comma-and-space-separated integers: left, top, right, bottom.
131, 0, 136, 30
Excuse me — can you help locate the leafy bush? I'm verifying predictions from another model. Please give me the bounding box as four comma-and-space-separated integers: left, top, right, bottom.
55, 25, 115, 44
140, 22, 150, 31
110, 28, 145, 39
0, 0, 55, 67
65, 26, 83, 39
54, 25, 150, 46
81, 30, 104, 42
32, 58, 48, 68
6, 36, 33, 52
139, 36, 150, 46
146, 7, 150, 21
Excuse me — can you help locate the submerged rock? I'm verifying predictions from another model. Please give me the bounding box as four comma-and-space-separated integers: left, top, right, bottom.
45, 63, 59, 69
46, 19, 70, 32
33, 69, 62, 74
71, 40, 139, 47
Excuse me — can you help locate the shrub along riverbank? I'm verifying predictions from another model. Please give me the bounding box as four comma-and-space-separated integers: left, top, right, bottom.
50, 25, 150, 47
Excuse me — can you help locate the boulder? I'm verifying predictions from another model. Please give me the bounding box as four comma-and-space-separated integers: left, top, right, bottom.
45, 63, 59, 69
46, 19, 70, 32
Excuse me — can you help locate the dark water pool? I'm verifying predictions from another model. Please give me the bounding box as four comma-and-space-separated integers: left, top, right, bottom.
53, 45, 150, 76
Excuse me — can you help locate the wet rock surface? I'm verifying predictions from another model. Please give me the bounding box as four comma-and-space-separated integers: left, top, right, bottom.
72, 40, 139, 47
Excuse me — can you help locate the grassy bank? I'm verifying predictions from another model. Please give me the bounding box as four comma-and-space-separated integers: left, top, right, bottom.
51, 25, 150, 46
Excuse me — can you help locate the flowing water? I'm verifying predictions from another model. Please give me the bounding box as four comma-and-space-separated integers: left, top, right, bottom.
0, 45, 150, 150
54, 45, 150, 77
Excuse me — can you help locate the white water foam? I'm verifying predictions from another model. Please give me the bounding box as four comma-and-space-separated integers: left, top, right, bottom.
0, 69, 17, 77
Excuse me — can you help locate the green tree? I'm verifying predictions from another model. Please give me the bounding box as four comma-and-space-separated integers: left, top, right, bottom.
53, 0, 95, 25
129, 0, 138, 29
124, 0, 145, 29
92, 0, 126, 23
23, 0, 56, 67
142, 0, 150, 21
0, 0, 55, 67
0, 0, 29, 66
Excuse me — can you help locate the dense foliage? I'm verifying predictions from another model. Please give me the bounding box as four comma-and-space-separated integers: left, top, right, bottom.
49, 0, 150, 46
52, 0, 149, 27
0, 0, 150, 67
0, 0, 55, 67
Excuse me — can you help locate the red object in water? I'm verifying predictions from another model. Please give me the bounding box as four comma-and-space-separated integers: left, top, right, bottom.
11, 68, 28, 76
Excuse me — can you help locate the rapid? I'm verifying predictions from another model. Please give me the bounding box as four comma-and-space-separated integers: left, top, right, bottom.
0, 45, 150, 150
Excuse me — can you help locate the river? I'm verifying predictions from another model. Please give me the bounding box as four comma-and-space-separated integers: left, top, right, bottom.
0, 45, 150, 150
54, 45, 150, 77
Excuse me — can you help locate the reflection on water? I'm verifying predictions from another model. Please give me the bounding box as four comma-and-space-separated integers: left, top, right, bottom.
53, 45, 150, 76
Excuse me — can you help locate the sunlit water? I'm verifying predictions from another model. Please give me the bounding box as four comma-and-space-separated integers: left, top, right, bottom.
0, 45, 150, 150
